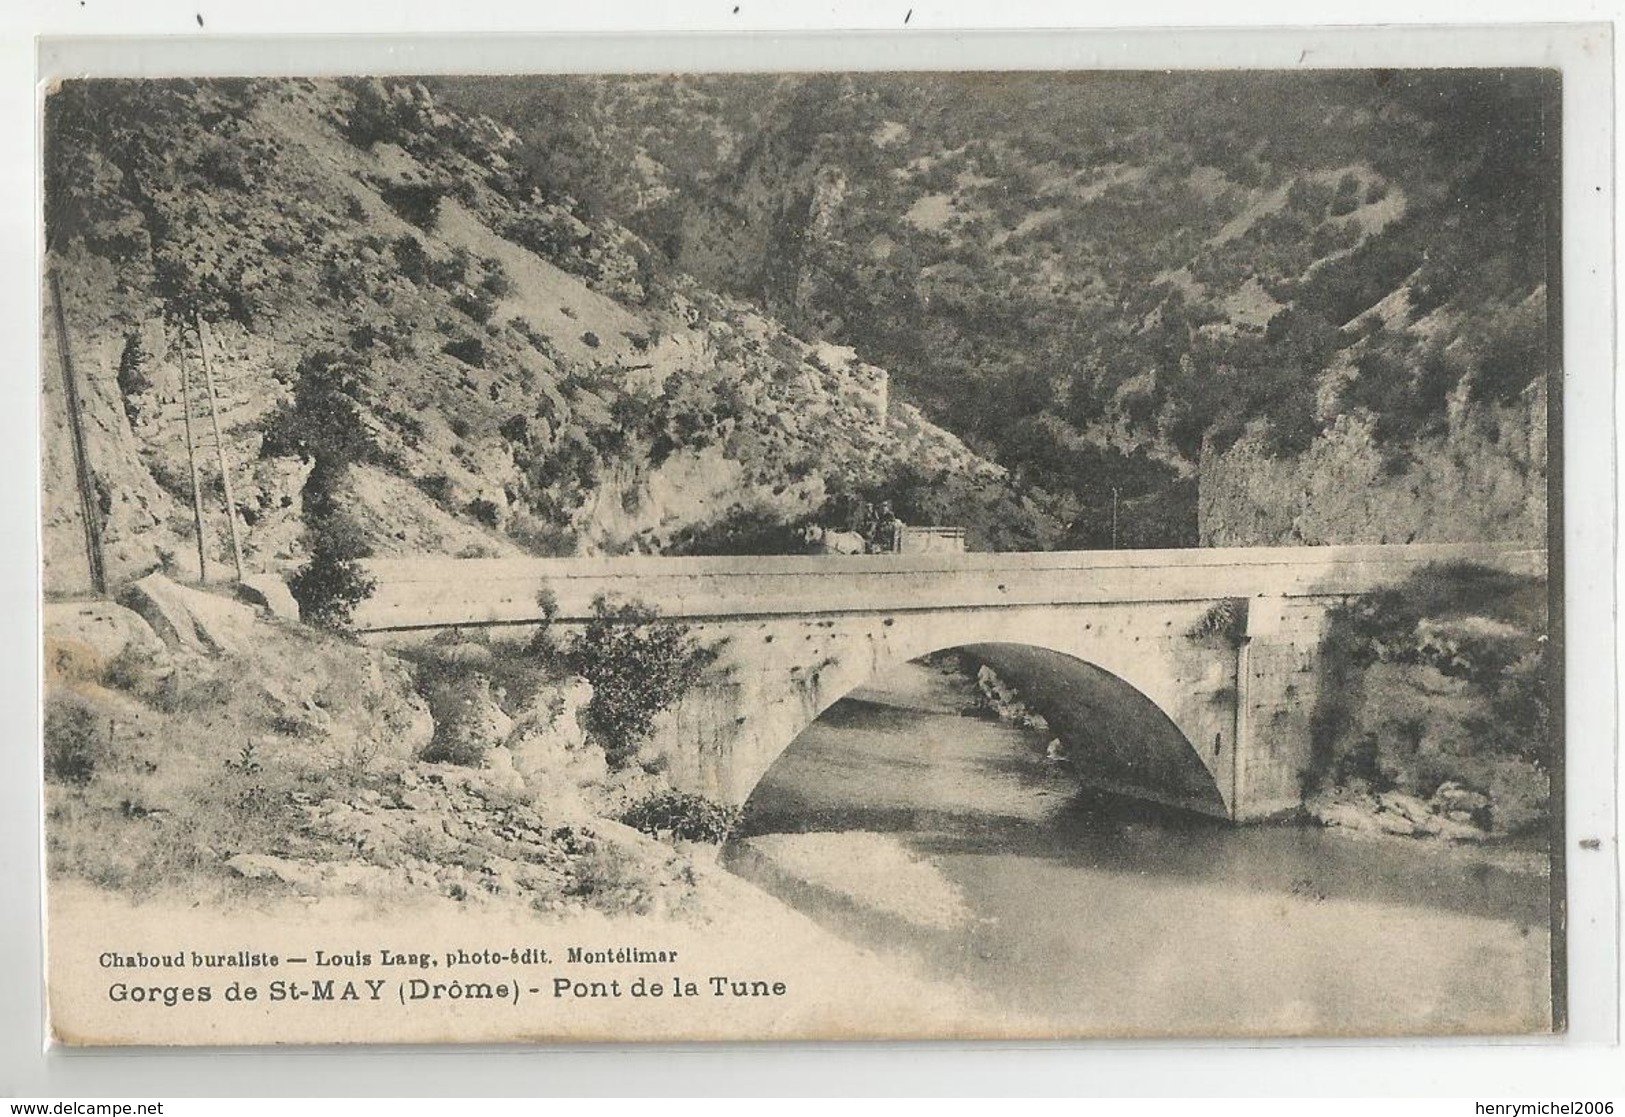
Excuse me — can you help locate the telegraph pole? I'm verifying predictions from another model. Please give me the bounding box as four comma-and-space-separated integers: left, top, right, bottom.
48, 269, 107, 596
194, 310, 245, 581
177, 315, 209, 583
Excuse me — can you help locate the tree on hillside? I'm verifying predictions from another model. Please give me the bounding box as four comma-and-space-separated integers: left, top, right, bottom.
563, 596, 715, 768
262, 351, 380, 630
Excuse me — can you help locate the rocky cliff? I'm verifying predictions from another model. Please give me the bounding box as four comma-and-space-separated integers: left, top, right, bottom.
42, 77, 1033, 598
440, 71, 1557, 551
1198, 376, 1547, 546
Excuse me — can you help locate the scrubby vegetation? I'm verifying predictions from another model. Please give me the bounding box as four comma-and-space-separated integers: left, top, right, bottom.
439, 70, 1556, 546
287, 516, 377, 631
263, 350, 379, 629
115, 331, 150, 423
1309, 563, 1551, 836
562, 596, 714, 768
399, 595, 715, 781
43, 589, 709, 915
621, 790, 743, 844
1187, 597, 1248, 647
376, 180, 444, 231
49, 72, 1550, 569
44, 697, 105, 785
46, 75, 1046, 578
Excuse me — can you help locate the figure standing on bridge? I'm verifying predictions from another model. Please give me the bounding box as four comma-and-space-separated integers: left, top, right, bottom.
872, 502, 904, 554
848, 497, 877, 540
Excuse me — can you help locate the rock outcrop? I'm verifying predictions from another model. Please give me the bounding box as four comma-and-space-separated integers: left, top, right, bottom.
235, 574, 300, 622
1305, 783, 1491, 842
505, 675, 605, 792
42, 76, 1022, 592
43, 601, 166, 685
1198, 379, 1547, 547
117, 572, 259, 655
224, 762, 697, 915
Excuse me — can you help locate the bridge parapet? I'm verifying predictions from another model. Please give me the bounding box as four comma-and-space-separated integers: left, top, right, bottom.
354, 543, 1544, 633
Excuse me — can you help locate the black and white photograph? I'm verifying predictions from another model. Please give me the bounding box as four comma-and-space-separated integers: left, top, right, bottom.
39, 63, 1567, 1045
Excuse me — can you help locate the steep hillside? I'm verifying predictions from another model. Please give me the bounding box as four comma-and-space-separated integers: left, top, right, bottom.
43, 77, 1053, 597
439, 70, 1557, 548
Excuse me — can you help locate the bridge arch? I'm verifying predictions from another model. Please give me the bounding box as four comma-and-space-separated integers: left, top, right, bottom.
664, 603, 1241, 818
752, 638, 1230, 820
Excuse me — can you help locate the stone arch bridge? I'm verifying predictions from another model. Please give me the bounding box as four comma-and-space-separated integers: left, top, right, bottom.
354, 544, 1544, 822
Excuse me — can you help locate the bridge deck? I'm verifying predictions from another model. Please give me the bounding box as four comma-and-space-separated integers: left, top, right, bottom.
354, 543, 1546, 633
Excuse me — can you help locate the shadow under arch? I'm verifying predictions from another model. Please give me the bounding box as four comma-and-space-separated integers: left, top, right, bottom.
958, 642, 1229, 819
738, 637, 1230, 822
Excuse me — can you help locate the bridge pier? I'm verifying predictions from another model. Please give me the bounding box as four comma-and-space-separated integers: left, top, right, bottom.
1229, 597, 1333, 820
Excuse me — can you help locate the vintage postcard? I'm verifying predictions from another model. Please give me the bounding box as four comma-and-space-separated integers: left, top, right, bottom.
40, 62, 1565, 1045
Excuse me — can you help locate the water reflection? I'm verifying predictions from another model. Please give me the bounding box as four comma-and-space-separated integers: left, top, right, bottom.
724, 660, 1552, 1036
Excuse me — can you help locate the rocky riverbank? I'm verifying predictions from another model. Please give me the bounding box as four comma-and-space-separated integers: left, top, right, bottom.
964, 630, 1548, 852
43, 573, 720, 919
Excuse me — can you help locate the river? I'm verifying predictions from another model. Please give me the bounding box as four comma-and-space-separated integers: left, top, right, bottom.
722, 659, 1554, 1037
